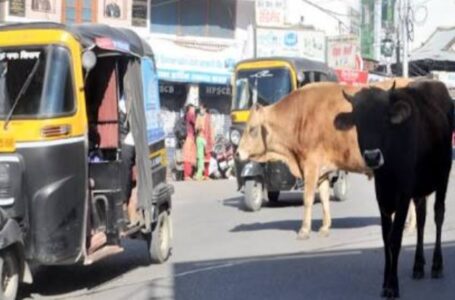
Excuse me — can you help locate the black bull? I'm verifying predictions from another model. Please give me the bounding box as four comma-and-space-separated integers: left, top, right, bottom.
335, 80, 454, 299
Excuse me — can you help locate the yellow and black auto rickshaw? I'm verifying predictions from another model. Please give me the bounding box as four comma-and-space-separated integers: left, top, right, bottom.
230, 57, 348, 211
0, 23, 173, 299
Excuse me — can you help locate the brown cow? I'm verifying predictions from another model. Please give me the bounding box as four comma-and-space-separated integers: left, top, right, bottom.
237, 79, 412, 239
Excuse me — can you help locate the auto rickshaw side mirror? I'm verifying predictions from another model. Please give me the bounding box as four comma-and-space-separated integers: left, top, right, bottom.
82, 50, 97, 72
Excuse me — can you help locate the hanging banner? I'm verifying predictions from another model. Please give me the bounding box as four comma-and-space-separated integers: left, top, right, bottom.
256, 28, 326, 62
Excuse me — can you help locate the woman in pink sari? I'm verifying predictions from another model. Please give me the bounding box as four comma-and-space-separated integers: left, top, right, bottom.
182, 105, 197, 180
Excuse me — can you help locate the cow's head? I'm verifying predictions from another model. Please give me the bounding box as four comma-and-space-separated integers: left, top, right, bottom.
237, 104, 269, 161
334, 82, 412, 169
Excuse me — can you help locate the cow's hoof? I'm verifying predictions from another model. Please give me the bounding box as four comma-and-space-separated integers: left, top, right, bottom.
381, 288, 399, 299
431, 268, 444, 279
297, 229, 310, 240
318, 228, 330, 237
412, 269, 425, 280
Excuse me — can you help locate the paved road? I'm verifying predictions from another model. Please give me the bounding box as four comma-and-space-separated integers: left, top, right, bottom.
22, 172, 455, 300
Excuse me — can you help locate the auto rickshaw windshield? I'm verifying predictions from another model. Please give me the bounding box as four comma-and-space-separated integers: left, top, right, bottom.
234, 67, 292, 110
0, 45, 75, 119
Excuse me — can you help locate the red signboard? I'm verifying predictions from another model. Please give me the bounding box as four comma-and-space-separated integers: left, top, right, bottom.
335, 68, 368, 86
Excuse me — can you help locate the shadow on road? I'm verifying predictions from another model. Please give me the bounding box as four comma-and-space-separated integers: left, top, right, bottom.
230, 216, 380, 233
223, 192, 344, 211
19, 239, 151, 299
168, 241, 455, 300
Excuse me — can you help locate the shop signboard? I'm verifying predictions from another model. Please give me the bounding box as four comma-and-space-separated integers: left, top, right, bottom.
149, 37, 240, 85
361, 0, 375, 60
327, 36, 360, 69
256, 28, 326, 62
255, 0, 286, 27
335, 68, 368, 86
132, 0, 147, 27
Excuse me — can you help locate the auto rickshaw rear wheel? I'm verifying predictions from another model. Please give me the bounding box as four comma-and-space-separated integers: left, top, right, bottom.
147, 210, 172, 264
243, 179, 263, 212
0, 249, 19, 300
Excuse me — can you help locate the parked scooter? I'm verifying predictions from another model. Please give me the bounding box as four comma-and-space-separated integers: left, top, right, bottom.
209, 134, 235, 179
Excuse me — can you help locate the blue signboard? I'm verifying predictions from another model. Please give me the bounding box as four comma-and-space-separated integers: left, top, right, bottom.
141, 57, 165, 145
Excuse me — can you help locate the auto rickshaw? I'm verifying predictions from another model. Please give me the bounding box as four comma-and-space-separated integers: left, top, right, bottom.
230, 57, 348, 211
0, 23, 173, 299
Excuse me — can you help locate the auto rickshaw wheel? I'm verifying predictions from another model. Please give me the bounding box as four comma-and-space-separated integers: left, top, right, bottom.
243, 179, 263, 212
147, 210, 172, 264
333, 172, 348, 202
0, 249, 19, 300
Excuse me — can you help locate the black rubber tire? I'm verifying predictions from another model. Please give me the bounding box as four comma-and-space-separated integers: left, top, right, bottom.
147, 211, 172, 264
243, 179, 263, 212
267, 191, 280, 203
333, 172, 348, 202
0, 249, 19, 300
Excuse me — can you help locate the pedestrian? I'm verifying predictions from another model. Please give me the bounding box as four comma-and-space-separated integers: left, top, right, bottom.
194, 129, 206, 180
119, 92, 139, 226
182, 104, 197, 180
195, 103, 213, 178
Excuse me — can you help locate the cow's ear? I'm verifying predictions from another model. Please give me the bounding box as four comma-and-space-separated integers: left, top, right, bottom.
334, 112, 355, 131
342, 90, 354, 103
389, 101, 411, 124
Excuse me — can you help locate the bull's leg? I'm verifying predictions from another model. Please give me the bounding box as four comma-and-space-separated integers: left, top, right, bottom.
382, 197, 410, 299
412, 197, 426, 279
298, 163, 319, 240
317, 178, 331, 237
379, 211, 392, 297
432, 179, 448, 279
404, 201, 416, 234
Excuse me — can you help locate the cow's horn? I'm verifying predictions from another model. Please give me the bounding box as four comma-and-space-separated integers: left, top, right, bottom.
390, 80, 396, 91
342, 90, 354, 103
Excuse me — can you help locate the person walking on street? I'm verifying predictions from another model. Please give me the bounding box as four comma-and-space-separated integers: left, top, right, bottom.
194, 129, 206, 180
182, 104, 197, 180
195, 103, 213, 178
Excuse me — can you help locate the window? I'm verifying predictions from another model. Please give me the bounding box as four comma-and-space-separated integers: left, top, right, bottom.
150, 0, 236, 38
63, 0, 97, 24
31, 0, 56, 13
0, 46, 75, 119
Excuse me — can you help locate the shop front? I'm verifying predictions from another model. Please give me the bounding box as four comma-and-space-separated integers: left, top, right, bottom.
148, 36, 241, 179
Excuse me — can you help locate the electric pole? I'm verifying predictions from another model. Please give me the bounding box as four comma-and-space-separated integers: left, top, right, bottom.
399, 0, 410, 77
374, 0, 382, 61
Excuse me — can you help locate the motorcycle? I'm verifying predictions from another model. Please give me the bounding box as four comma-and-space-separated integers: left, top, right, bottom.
209, 134, 235, 179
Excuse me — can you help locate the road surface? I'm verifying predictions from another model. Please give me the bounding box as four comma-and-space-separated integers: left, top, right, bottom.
22, 172, 455, 300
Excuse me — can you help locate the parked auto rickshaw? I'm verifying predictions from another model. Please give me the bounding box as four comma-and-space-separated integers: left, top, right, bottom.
230, 57, 348, 211
0, 23, 173, 299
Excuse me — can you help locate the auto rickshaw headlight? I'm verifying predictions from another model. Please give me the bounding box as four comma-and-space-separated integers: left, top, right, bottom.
230, 129, 241, 146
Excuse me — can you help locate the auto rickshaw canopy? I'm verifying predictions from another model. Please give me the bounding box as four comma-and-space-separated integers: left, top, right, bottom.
0, 22, 154, 58
235, 56, 338, 82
